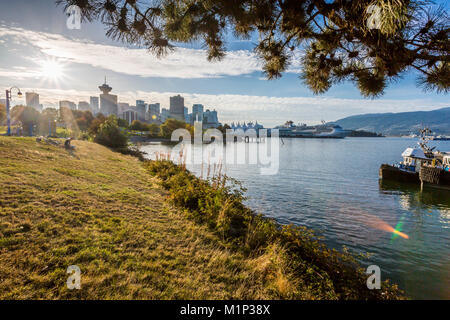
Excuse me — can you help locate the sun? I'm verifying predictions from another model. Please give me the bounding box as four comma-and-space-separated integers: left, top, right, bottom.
39, 60, 64, 80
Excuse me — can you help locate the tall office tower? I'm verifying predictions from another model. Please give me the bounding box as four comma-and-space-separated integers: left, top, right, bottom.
59, 100, 77, 110
192, 104, 204, 123
99, 78, 118, 116
118, 103, 130, 115
90, 96, 99, 114
203, 109, 220, 128
184, 107, 191, 123
169, 95, 185, 121
161, 108, 170, 123
26, 92, 40, 110
148, 103, 161, 122
78, 101, 91, 111
136, 100, 147, 122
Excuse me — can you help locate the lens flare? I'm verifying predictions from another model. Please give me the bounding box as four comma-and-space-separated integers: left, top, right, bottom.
341, 208, 409, 240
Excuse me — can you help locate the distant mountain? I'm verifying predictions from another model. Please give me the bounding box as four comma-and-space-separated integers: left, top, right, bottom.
332, 107, 450, 136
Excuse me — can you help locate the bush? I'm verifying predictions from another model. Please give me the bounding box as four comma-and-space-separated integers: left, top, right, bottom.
144, 160, 404, 300
94, 116, 128, 148
130, 120, 150, 131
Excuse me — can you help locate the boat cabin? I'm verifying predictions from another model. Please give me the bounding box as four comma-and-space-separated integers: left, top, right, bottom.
400, 148, 432, 172
443, 155, 450, 171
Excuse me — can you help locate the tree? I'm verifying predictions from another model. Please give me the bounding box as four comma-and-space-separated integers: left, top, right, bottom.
0, 104, 5, 125
88, 113, 107, 136
217, 123, 231, 134
147, 123, 160, 137
39, 108, 59, 136
11, 105, 41, 136
56, 0, 449, 97
117, 117, 129, 128
129, 120, 150, 131
94, 115, 128, 148
160, 119, 190, 139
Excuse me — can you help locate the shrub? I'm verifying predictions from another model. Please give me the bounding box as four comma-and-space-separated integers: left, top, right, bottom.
144, 160, 404, 300
94, 116, 128, 148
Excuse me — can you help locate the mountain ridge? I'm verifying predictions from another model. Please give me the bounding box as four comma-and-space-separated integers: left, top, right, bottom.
332, 107, 450, 135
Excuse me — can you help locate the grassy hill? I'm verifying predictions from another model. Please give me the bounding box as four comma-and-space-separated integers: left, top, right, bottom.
0, 137, 281, 299
334, 107, 450, 135
0, 137, 402, 299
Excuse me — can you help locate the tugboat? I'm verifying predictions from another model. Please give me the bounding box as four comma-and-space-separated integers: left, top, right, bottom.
380, 128, 450, 190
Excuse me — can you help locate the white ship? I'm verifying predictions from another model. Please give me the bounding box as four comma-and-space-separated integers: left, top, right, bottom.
274, 121, 350, 138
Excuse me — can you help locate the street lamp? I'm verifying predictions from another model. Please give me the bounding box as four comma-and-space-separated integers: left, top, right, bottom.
5, 87, 22, 136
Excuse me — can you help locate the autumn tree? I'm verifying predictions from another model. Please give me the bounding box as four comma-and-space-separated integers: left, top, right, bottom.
57, 0, 448, 97
0, 104, 5, 125
11, 105, 41, 136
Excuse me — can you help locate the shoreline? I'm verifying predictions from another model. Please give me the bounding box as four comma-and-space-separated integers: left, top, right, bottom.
0, 137, 404, 299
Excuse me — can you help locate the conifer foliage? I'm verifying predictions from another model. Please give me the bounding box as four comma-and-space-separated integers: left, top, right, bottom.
57, 0, 449, 97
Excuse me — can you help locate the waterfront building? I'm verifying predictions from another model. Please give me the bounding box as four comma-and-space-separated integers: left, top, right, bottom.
26, 92, 40, 111
203, 109, 220, 128
78, 101, 91, 111
118, 102, 130, 115
161, 108, 170, 123
59, 100, 77, 110
99, 78, 118, 116
184, 106, 190, 123
90, 96, 99, 114
231, 121, 264, 133
192, 104, 204, 123
136, 100, 147, 122
170, 95, 185, 121
122, 109, 138, 125
148, 103, 161, 123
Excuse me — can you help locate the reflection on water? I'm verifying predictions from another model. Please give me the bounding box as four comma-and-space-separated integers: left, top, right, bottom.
380, 181, 450, 229
141, 138, 450, 299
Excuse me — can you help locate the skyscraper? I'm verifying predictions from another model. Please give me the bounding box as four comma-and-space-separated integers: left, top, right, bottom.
136, 100, 147, 122
26, 92, 40, 110
118, 103, 130, 115
78, 101, 91, 111
161, 108, 170, 123
203, 109, 220, 128
59, 100, 77, 110
148, 103, 161, 123
90, 96, 99, 114
99, 78, 118, 116
169, 95, 185, 121
192, 104, 204, 123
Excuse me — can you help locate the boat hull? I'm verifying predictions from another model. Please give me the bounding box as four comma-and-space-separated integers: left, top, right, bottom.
380, 164, 450, 190
379, 164, 420, 184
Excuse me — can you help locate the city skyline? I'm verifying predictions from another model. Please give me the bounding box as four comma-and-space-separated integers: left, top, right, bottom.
0, 0, 448, 127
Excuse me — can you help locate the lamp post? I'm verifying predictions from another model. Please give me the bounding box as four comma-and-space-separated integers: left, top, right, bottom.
5, 87, 23, 136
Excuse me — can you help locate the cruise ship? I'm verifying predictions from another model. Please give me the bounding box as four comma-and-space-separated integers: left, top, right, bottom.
274, 121, 351, 138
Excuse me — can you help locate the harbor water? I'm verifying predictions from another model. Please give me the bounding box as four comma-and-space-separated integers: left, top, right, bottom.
140, 137, 450, 299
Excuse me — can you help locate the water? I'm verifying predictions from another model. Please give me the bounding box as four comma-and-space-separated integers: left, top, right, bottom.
140, 137, 450, 299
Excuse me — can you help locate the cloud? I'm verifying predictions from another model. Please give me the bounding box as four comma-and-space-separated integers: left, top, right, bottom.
0, 25, 306, 79
0, 67, 40, 79
0, 26, 266, 79
14, 87, 448, 127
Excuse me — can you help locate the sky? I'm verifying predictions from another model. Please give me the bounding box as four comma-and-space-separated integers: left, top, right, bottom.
0, 0, 448, 127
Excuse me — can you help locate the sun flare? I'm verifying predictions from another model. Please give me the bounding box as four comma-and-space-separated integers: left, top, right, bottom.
39, 60, 64, 80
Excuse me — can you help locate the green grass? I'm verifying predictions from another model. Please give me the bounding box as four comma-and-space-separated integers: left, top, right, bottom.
0, 137, 403, 300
